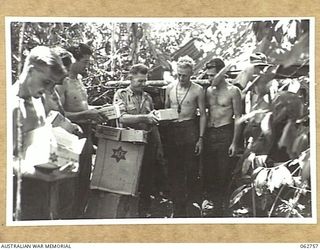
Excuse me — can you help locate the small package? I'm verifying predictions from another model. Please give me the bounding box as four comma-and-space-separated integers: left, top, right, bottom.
46, 110, 75, 134
154, 108, 179, 121
95, 125, 148, 143
98, 104, 121, 120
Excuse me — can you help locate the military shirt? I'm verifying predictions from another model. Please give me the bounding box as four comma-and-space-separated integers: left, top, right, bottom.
113, 86, 154, 131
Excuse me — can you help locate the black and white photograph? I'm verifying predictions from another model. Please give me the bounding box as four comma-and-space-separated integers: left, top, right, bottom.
6, 17, 316, 225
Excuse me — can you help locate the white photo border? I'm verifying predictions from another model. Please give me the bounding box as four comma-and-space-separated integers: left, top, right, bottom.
5, 16, 317, 226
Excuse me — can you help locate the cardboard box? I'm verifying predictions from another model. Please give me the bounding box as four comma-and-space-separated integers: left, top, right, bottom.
91, 125, 147, 195
154, 108, 179, 121
46, 110, 75, 134
95, 125, 148, 143
23, 126, 86, 171
98, 104, 121, 120
85, 190, 139, 219
91, 138, 145, 195
121, 129, 148, 143
95, 125, 122, 141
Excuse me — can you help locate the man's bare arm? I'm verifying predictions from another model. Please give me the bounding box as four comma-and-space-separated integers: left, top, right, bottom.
164, 84, 173, 109
195, 87, 206, 155
229, 86, 242, 157
64, 109, 105, 124
198, 87, 207, 138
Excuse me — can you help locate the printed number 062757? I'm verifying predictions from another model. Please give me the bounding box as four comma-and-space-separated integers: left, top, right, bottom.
300, 244, 319, 248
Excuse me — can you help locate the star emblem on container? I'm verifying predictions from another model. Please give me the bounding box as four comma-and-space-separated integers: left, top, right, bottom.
49, 152, 58, 162
111, 146, 127, 162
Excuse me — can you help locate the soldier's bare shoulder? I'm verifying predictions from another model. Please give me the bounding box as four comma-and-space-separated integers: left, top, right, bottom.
191, 82, 203, 90
206, 85, 214, 93
191, 82, 204, 96
228, 83, 241, 96
55, 77, 69, 93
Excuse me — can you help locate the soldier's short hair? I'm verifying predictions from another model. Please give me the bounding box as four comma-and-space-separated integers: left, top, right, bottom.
129, 63, 148, 75
66, 43, 92, 61
177, 56, 195, 71
205, 58, 225, 73
24, 46, 67, 82
51, 46, 75, 70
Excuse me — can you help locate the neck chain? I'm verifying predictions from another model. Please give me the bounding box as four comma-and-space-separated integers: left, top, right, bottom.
176, 83, 191, 114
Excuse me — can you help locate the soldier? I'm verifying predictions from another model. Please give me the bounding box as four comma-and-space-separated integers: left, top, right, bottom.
165, 56, 206, 217
203, 58, 242, 215
113, 64, 163, 217
13, 46, 67, 158
12, 46, 68, 220
55, 43, 106, 217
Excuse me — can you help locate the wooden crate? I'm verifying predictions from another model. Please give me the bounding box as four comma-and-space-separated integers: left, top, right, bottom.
85, 190, 139, 219
91, 138, 145, 195
13, 175, 77, 220
91, 126, 147, 196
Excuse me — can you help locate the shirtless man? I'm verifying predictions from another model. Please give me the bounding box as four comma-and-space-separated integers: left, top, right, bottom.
56, 43, 105, 124
165, 56, 206, 217
55, 43, 105, 217
13, 46, 67, 145
12, 46, 67, 220
203, 58, 242, 214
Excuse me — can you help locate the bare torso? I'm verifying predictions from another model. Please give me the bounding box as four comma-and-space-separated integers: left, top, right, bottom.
167, 82, 202, 121
206, 83, 239, 127
56, 76, 89, 112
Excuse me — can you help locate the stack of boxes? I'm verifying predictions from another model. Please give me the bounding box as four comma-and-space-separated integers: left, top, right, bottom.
86, 125, 147, 218
86, 108, 178, 219
17, 112, 87, 220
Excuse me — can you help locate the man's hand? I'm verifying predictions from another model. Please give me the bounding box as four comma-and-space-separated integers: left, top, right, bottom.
85, 109, 106, 123
194, 138, 203, 156
156, 145, 164, 161
228, 143, 238, 157
71, 123, 83, 137
146, 111, 159, 125
213, 63, 233, 86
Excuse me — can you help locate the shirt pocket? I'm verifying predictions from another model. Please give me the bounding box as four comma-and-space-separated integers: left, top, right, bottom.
126, 103, 137, 113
